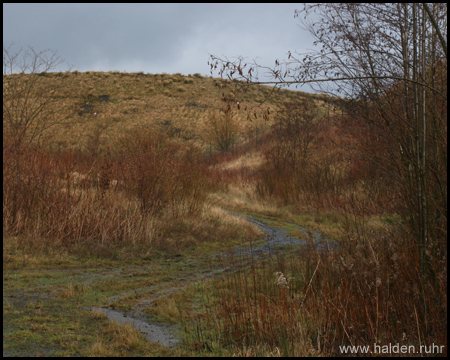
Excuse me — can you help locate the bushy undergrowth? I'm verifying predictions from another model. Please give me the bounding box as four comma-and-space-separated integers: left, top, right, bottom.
3, 65, 446, 355
3, 129, 211, 260
197, 221, 447, 356
114, 128, 209, 217
203, 99, 447, 356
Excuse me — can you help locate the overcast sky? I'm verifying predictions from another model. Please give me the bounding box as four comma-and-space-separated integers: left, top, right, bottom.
4, 3, 317, 91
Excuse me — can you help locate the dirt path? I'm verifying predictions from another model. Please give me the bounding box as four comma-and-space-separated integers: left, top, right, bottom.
3, 211, 336, 356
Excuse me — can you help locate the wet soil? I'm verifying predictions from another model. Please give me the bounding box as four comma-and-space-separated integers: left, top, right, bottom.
220, 211, 338, 258
3, 210, 337, 356
91, 307, 180, 349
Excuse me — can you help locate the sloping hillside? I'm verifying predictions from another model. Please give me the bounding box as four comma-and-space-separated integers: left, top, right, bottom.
4, 70, 331, 155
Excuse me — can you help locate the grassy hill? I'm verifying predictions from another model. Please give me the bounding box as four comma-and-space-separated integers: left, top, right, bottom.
3, 69, 338, 260
10, 70, 331, 155
3, 70, 446, 356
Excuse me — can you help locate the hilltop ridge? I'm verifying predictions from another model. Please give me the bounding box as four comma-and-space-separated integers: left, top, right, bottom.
4, 70, 333, 155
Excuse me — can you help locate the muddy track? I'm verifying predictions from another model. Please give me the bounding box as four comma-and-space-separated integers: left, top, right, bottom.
88, 212, 337, 349
3, 211, 337, 355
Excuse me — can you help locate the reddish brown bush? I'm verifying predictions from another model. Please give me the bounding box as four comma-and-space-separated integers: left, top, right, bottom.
3, 127, 211, 258
114, 128, 209, 217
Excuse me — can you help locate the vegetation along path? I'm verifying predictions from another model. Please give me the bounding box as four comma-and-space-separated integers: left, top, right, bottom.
3, 210, 336, 356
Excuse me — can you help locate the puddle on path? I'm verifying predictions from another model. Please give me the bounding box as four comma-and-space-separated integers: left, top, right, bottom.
91, 307, 179, 349
218, 211, 338, 259
91, 211, 339, 350
4, 209, 339, 354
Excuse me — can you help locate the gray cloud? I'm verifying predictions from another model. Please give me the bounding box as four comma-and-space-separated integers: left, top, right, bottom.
4, 3, 315, 89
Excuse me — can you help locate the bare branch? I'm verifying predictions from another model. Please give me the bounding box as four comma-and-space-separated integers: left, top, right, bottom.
3, 45, 70, 146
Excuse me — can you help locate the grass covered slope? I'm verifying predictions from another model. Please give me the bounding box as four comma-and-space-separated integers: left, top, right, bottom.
5, 70, 329, 155
4, 69, 446, 356
3, 69, 327, 261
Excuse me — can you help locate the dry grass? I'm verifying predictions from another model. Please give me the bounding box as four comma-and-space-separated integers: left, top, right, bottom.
3, 71, 323, 156
2, 126, 269, 264
203, 206, 261, 233
196, 98, 447, 356
58, 282, 87, 298
84, 321, 150, 357
3, 70, 446, 356
2, 129, 214, 261
106, 320, 142, 350
212, 150, 264, 172
199, 222, 447, 356
91, 309, 108, 320
87, 338, 114, 357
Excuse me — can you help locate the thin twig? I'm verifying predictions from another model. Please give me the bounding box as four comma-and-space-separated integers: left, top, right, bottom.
300, 259, 320, 308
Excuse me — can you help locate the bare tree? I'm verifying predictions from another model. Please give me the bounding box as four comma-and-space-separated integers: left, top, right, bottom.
3, 45, 70, 228
209, 3, 447, 273
207, 109, 240, 153
3, 45, 69, 147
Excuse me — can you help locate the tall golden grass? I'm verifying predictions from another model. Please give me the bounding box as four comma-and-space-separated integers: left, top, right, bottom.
201, 98, 447, 356
3, 127, 212, 259
202, 221, 446, 356
3, 70, 446, 355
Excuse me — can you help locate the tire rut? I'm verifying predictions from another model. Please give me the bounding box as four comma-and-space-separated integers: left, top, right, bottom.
4, 210, 338, 353
89, 211, 338, 349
